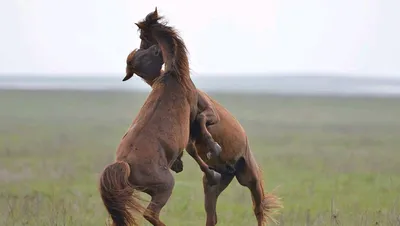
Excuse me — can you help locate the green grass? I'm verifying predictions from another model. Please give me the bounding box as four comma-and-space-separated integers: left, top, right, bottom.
1, 90, 400, 226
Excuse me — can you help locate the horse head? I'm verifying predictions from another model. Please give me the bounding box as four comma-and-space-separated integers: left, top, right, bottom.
123, 44, 164, 84
135, 7, 162, 49
132, 7, 191, 89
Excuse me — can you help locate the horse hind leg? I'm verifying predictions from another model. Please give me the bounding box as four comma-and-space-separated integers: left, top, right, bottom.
235, 154, 282, 226
143, 170, 175, 226
203, 173, 234, 226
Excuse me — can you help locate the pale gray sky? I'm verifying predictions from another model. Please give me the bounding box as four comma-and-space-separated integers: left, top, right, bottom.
0, 0, 399, 76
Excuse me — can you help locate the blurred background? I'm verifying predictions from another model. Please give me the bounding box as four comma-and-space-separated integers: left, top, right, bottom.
1, 0, 400, 225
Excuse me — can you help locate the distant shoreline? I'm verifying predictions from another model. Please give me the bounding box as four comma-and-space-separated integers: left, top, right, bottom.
1, 74, 400, 97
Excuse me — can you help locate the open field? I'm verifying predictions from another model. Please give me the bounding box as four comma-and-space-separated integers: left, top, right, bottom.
1, 90, 400, 226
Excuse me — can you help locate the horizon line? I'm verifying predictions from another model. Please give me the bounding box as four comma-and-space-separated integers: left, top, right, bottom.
0, 72, 399, 78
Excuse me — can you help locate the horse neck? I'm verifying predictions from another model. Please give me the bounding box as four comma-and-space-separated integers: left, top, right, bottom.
151, 25, 191, 83
151, 72, 196, 97
167, 44, 194, 93
141, 71, 164, 87
173, 72, 196, 95
141, 77, 154, 87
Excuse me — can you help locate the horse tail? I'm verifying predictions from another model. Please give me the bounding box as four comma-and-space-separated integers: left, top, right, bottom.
244, 137, 283, 225
99, 161, 145, 226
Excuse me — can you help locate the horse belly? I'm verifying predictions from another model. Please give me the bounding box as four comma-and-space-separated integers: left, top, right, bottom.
116, 132, 159, 161
151, 107, 192, 164
163, 108, 191, 146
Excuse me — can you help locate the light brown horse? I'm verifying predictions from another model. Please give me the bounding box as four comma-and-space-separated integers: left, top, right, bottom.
99, 12, 204, 226
127, 12, 283, 224
126, 45, 283, 226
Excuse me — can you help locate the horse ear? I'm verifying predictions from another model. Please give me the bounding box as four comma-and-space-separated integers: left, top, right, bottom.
123, 68, 135, 81
123, 49, 138, 81
135, 22, 143, 29
150, 7, 158, 20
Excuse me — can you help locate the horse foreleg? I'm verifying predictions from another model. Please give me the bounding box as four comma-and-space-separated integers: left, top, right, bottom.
196, 95, 222, 160
186, 142, 221, 186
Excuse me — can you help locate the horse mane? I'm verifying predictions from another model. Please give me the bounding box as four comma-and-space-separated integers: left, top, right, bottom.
136, 9, 192, 90
135, 8, 163, 31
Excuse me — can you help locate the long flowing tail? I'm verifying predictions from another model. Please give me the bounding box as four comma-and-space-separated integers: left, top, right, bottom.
99, 161, 145, 226
245, 138, 283, 225
258, 181, 283, 225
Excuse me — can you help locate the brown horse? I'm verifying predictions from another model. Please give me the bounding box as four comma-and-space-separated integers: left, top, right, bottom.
123, 46, 225, 186
126, 45, 283, 226
99, 12, 204, 226
132, 8, 223, 166
127, 9, 225, 186
127, 16, 283, 225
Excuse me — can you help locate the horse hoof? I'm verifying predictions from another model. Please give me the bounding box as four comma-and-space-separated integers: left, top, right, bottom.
207, 170, 221, 186
206, 152, 212, 160
213, 142, 222, 157
206, 142, 222, 160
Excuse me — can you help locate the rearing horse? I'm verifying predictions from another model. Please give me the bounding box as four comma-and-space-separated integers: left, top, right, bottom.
126, 9, 225, 185
99, 12, 202, 226
126, 9, 283, 225
126, 44, 283, 226
132, 8, 223, 166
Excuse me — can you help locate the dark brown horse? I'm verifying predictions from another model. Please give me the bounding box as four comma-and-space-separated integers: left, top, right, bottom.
127, 9, 225, 186
99, 12, 204, 226
126, 10, 283, 223
132, 8, 223, 167
123, 46, 224, 186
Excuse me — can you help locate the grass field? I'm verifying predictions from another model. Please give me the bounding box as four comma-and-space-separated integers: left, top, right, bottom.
1, 90, 400, 226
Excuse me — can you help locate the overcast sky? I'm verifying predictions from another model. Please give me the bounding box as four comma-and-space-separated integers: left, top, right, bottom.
0, 0, 399, 76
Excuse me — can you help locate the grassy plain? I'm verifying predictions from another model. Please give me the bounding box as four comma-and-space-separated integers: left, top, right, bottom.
0, 90, 400, 226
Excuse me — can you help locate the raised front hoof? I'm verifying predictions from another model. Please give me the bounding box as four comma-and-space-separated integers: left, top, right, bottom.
206, 142, 222, 160
170, 159, 183, 173
205, 169, 221, 186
